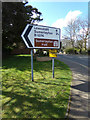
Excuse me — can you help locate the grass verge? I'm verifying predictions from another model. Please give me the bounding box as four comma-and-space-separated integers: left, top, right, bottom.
2, 54, 72, 118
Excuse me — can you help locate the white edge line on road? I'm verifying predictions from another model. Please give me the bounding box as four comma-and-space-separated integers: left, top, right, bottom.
57, 55, 88, 69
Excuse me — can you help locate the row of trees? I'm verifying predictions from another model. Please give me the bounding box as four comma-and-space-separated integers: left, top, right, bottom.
2, 1, 43, 55
62, 17, 89, 53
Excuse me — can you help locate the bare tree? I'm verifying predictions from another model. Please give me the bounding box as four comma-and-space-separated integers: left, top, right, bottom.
77, 18, 88, 50
63, 17, 88, 51
63, 19, 80, 48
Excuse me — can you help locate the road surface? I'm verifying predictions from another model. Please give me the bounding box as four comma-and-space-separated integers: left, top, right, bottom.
56, 54, 89, 119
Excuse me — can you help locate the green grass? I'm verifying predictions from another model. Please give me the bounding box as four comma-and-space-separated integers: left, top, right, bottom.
2, 54, 72, 119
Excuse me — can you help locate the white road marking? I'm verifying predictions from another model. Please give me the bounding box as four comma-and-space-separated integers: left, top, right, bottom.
57, 55, 88, 69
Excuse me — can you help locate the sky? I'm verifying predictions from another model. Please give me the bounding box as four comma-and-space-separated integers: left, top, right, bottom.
26, 1, 88, 37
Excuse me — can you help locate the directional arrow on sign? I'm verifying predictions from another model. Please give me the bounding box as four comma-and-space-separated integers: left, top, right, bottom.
21, 24, 34, 48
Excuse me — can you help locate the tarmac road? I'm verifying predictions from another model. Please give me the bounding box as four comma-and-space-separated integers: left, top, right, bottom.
56, 54, 89, 120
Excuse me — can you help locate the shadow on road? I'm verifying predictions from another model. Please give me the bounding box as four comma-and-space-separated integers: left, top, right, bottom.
71, 81, 89, 92
56, 55, 89, 119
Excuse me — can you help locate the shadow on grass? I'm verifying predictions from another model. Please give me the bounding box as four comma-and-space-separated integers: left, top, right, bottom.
2, 55, 71, 118
2, 55, 70, 72
2, 55, 70, 81
34, 78, 70, 86
2, 89, 67, 118
2, 79, 70, 118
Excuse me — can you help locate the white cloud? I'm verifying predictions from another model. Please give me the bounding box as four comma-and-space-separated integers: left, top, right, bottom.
52, 18, 65, 29
65, 10, 82, 25
52, 10, 82, 39
52, 10, 82, 29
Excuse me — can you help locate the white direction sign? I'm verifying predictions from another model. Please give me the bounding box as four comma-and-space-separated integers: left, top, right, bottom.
21, 24, 61, 49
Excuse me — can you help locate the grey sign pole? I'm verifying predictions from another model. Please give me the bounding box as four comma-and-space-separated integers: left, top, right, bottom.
31, 49, 34, 81
52, 57, 54, 78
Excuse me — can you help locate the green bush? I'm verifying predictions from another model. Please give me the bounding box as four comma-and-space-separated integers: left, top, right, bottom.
79, 48, 88, 55
65, 48, 78, 54
81, 50, 87, 54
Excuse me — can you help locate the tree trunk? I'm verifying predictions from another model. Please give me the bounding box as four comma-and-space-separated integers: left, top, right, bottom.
84, 38, 87, 51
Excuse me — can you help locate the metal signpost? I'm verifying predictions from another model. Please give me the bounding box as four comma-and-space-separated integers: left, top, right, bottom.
31, 49, 34, 81
21, 24, 60, 81
52, 58, 54, 78
49, 49, 57, 78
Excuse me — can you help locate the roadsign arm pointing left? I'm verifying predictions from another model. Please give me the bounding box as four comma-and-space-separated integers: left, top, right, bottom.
21, 24, 33, 48
24, 25, 33, 47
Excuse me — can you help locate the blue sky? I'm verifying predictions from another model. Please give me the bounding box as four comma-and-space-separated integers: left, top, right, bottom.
27, 2, 88, 27
26, 1, 88, 38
